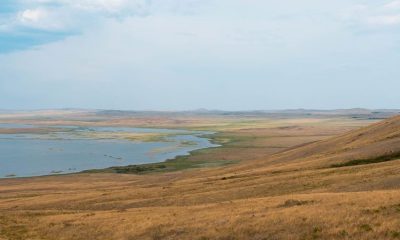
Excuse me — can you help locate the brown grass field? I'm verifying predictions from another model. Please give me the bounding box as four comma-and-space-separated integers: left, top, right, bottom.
1, 110, 400, 239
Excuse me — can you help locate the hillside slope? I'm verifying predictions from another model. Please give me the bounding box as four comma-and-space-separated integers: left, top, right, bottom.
1, 116, 400, 239
247, 115, 400, 170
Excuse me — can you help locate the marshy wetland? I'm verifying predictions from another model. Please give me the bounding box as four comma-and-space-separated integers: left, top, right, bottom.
0, 124, 218, 178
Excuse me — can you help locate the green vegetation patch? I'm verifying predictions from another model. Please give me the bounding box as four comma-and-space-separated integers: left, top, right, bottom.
359, 224, 373, 232
83, 132, 241, 175
331, 152, 400, 168
278, 199, 315, 208
83, 150, 235, 175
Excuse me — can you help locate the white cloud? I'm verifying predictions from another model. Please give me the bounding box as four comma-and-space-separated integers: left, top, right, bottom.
19, 8, 47, 23
16, 7, 73, 30
6, 0, 206, 33
17, 8, 56, 30
384, 0, 400, 10
367, 14, 400, 26
342, 1, 400, 27
1, 1, 400, 109
6, 0, 147, 32
64, 0, 150, 14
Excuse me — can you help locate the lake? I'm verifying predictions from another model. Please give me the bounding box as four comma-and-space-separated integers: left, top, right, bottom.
0, 125, 218, 178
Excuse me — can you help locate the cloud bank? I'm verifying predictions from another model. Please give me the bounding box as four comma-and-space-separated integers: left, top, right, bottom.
0, 0, 399, 110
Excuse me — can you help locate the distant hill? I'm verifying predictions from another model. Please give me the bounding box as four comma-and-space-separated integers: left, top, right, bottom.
1, 108, 399, 120
94, 109, 400, 119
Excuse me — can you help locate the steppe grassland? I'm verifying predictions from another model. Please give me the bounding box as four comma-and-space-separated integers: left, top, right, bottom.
1, 115, 394, 239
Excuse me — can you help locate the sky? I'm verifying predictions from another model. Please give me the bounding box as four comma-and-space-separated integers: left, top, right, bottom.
0, 0, 399, 111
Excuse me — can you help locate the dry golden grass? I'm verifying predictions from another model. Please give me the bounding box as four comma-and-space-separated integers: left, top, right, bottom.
1, 114, 400, 239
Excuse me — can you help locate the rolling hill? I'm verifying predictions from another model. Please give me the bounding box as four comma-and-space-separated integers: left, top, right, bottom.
1, 115, 400, 239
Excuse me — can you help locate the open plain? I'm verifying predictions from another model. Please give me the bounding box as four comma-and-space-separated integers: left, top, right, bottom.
1, 110, 400, 239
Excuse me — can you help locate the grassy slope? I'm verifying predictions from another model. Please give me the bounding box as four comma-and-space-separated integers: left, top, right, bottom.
2, 115, 400, 239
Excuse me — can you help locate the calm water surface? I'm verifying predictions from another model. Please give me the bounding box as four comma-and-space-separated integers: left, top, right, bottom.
0, 125, 218, 178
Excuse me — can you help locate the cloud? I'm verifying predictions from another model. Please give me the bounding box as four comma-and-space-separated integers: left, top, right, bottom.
51, 0, 151, 16
0, 0, 209, 53
384, 0, 400, 10
342, 1, 400, 27
1, 1, 400, 110
16, 8, 67, 31
367, 14, 400, 26
1, 0, 399, 54
19, 8, 46, 22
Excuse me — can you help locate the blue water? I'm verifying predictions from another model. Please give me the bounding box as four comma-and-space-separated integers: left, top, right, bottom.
0, 126, 218, 178
0, 123, 35, 128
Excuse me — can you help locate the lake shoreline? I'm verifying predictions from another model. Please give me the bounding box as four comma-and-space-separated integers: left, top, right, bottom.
0, 128, 222, 179
82, 132, 226, 175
